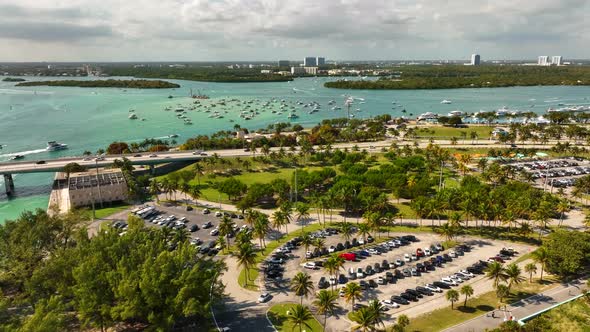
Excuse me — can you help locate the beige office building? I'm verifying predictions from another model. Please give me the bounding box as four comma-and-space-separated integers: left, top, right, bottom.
48, 168, 128, 214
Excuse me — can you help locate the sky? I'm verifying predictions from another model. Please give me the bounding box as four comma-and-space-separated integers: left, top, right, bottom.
0, 0, 588, 62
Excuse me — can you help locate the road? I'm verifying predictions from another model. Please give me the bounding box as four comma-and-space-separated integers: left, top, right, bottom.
0, 136, 573, 175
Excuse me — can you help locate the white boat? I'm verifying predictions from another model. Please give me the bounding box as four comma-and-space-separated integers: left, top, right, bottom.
495, 107, 510, 117
417, 112, 438, 121
287, 113, 299, 119
447, 110, 463, 117
440, 100, 452, 104
46, 141, 68, 151
129, 113, 138, 120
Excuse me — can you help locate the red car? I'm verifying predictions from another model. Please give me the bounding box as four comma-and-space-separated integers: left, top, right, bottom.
416, 248, 425, 257
339, 252, 356, 261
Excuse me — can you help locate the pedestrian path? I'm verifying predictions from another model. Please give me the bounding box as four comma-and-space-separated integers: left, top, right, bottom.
443, 278, 587, 332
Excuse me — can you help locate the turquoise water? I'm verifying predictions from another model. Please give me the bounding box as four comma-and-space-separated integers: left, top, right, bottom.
1, 75, 590, 222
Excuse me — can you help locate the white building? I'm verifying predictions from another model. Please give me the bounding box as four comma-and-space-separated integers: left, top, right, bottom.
538, 56, 549, 66
303, 57, 317, 66
291, 66, 306, 75
470, 54, 481, 66
551, 56, 563, 66
316, 57, 325, 66
304, 67, 318, 75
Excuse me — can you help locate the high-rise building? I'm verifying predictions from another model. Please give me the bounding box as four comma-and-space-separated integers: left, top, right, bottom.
316, 57, 325, 66
278, 60, 290, 67
470, 54, 481, 66
538, 56, 549, 66
304, 57, 317, 66
551, 56, 562, 66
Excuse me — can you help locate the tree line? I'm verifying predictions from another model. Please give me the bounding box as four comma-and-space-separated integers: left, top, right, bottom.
16, 79, 180, 89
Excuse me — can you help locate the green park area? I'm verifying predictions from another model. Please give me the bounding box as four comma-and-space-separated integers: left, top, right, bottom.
267, 303, 323, 332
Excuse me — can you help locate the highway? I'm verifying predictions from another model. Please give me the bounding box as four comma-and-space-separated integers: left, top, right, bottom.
0, 139, 563, 175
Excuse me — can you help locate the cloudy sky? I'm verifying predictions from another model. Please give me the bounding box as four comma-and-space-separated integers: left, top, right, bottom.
0, 0, 588, 62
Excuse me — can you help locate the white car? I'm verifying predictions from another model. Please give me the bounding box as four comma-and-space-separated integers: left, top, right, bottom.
441, 277, 458, 286
380, 299, 400, 309
339, 288, 346, 297
303, 262, 317, 270
215, 211, 223, 217
395, 259, 404, 267
449, 251, 457, 258
328, 246, 336, 253
404, 254, 411, 262
329, 276, 337, 285
210, 228, 219, 236
358, 238, 366, 245
450, 275, 465, 283
258, 293, 272, 303
424, 248, 431, 256
368, 248, 380, 255
458, 270, 475, 278
424, 284, 443, 293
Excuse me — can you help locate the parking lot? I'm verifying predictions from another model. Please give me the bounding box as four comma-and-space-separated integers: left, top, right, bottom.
507, 157, 590, 188
259, 228, 534, 328
111, 203, 248, 255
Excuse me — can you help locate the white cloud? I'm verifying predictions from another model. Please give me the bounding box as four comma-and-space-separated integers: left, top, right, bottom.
0, 0, 588, 61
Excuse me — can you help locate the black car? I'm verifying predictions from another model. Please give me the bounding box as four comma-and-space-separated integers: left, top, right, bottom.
336, 243, 345, 251
391, 295, 409, 305
36, 160, 46, 164
344, 241, 352, 249
416, 263, 425, 272
381, 260, 390, 270
266, 270, 282, 278
365, 265, 374, 275
185, 206, 193, 211
433, 281, 451, 289
402, 235, 418, 242
424, 261, 435, 271
394, 269, 404, 279
318, 277, 329, 289
416, 286, 434, 296
202, 221, 213, 229
189, 224, 199, 232
368, 279, 378, 288
405, 289, 423, 298
338, 274, 348, 284
208, 241, 216, 248
373, 263, 382, 273
351, 238, 359, 246
443, 254, 452, 262
385, 272, 395, 283
400, 292, 418, 302
314, 260, 325, 267
367, 235, 374, 243
208, 248, 219, 256
199, 247, 210, 254
359, 280, 368, 290
402, 268, 411, 277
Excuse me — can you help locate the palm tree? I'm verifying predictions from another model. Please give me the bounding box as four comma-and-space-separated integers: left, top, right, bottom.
149, 180, 160, 203
446, 289, 459, 309
287, 304, 313, 332
271, 210, 288, 240
367, 299, 386, 328
187, 185, 201, 204
383, 212, 396, 238
291, 272, 315, 305
313, 290, 340, 331
219, 215, 236, 248
495, 284, 510, 303
342, 282, 363, 312
531, 247, 549, 282
524, 263, 537, 283
395, 314, 410, 332
295, 202, 310, 226
349, 307, 375, 332
460, 285, 474, 308
437, 222, 458, 242
236, 243, 257, 287
313, 237, 326, 254
194, 163, 204, 185
300, 232, 313, 260
173, 227, 189, 244
485, 261, 508, 288
340, 222, 354, 242
252, 214, 270, 249
556, 200, 569, 227
505, 263, 525, 293
358, 223, 371, 246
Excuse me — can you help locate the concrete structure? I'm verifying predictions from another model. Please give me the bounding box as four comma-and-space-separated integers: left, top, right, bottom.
316, 57, 325, 66
538, 56, 549, 66
278, 60, 290, 67
470, 54, 481, 66
303, 57, 317, 66
3, 174, 14, 195
291, 66, 306, 75
551, 56, 563, 66
304, 67, 318, 75
48, 168, 127, 214
260, 69, 272, 74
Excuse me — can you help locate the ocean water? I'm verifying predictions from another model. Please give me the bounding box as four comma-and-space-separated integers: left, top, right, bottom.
1, 75, 589, 222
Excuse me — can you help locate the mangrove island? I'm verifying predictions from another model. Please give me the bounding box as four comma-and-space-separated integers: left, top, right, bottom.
16, 79, 180, 89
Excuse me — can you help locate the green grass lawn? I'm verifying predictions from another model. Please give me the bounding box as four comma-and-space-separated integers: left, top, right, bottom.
526, 298, 590, 331
79, 202, 131, 220
267, 303, 323, 332
392, 202, 417, 219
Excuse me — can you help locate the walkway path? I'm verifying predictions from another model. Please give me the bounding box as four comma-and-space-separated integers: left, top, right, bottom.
442, 278, 587, 332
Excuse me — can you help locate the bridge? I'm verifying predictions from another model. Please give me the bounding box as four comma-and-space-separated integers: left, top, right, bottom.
0, 150, 220, 195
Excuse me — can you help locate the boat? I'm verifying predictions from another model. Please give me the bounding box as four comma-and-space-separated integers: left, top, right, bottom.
129, 113, 138, 120
287, 113, 299, 119
417, 112, 438, 121
447, 110, 463, 117
495, 107, 510, 117
168, 134, 179, 138
174, 108, 184, 112
46, 141, 68, 151
11, 155, 24, 160
440, 100, 452, 104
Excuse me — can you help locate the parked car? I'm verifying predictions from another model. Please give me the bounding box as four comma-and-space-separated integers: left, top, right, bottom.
258, 293, 272, 303
424, 284, 443, 293
202, 221, 213, 229
368, 279, 378, 288
189, 224, 199, 232
304, 262, 318, 270
359, 280, 368, 290
400, 292, 418, 302
210, 228, 219, 236
391, 295, 409, 305
433, 281, 451, 289
416, 286, 434, 296
318, 277, 329, 289
380, 299, 400, 308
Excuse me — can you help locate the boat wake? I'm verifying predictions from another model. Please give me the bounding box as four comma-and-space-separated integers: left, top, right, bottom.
0, 148, 46, 159
0, 89, 54, 95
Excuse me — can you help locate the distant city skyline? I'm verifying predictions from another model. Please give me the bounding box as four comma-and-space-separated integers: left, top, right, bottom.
0, 0, 588, 62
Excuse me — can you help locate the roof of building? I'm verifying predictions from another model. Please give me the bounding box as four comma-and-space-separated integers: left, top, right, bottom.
67, 168, 126, 190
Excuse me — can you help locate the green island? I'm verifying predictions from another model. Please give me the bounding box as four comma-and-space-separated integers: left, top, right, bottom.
325, 65, 590, 89
15, 79, 180, 89
104, 66, 293, 83
1, 77, 26, 82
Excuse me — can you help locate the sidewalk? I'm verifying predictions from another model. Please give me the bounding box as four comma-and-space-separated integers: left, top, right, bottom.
443, 278, 587, 332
